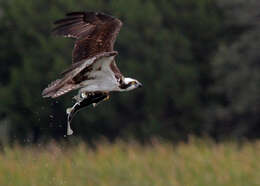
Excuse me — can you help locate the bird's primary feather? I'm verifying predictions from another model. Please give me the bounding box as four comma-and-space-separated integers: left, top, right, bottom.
52, 11, 122, 63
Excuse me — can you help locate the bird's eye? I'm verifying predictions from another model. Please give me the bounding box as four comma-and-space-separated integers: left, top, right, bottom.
131, 81, 137, 85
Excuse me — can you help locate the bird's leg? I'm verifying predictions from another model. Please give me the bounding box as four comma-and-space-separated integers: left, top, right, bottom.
104, 94, 110, 101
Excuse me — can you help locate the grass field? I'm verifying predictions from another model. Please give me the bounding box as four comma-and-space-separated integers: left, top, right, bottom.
0, 139, 260, 186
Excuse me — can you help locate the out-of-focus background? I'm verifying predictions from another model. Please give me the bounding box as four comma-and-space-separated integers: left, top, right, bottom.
0, 0, 260, 185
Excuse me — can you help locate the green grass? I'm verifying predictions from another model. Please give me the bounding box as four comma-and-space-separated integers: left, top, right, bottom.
0, 139, 260, 186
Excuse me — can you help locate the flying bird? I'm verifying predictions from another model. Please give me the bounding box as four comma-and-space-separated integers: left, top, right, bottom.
42, 11, 142, 135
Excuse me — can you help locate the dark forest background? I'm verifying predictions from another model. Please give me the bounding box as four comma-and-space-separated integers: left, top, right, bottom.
0, 0, 259, 145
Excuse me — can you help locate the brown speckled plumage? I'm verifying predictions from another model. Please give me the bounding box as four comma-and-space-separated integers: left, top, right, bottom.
42, 12, 123, 98
52, 11, 122, 63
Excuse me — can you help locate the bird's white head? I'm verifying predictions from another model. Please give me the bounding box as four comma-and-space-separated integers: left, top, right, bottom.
120, 77, 142, 91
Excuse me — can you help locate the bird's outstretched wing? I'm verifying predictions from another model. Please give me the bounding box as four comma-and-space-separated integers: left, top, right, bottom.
42, 51, 118, 98
52, 11, 123, 63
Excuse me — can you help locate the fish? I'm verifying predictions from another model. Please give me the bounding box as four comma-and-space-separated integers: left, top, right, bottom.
66, 92, 108, 136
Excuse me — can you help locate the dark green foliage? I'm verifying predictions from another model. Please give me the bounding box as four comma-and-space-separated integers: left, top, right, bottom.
208, 33, 260, 139
203, 0, 260, 140
0, 0, 258, 143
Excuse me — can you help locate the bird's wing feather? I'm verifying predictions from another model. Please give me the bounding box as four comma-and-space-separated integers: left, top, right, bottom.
52, 11, 123, 63
42, 52, 118, 98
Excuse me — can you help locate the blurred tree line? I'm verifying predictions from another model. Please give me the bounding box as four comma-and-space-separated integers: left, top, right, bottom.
0, 0, 259, 144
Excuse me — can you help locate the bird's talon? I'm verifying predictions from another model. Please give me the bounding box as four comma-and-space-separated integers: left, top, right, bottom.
81, 92, 87, 98
104, 95, 110, 101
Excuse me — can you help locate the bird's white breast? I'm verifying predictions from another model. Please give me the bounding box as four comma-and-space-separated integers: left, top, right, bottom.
80, 56, 120, 92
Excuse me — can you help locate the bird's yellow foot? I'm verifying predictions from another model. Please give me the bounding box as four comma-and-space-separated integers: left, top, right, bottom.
104, 94, 110, 101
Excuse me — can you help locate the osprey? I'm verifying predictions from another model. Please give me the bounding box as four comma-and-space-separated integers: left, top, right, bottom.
42, 11, 142, 135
